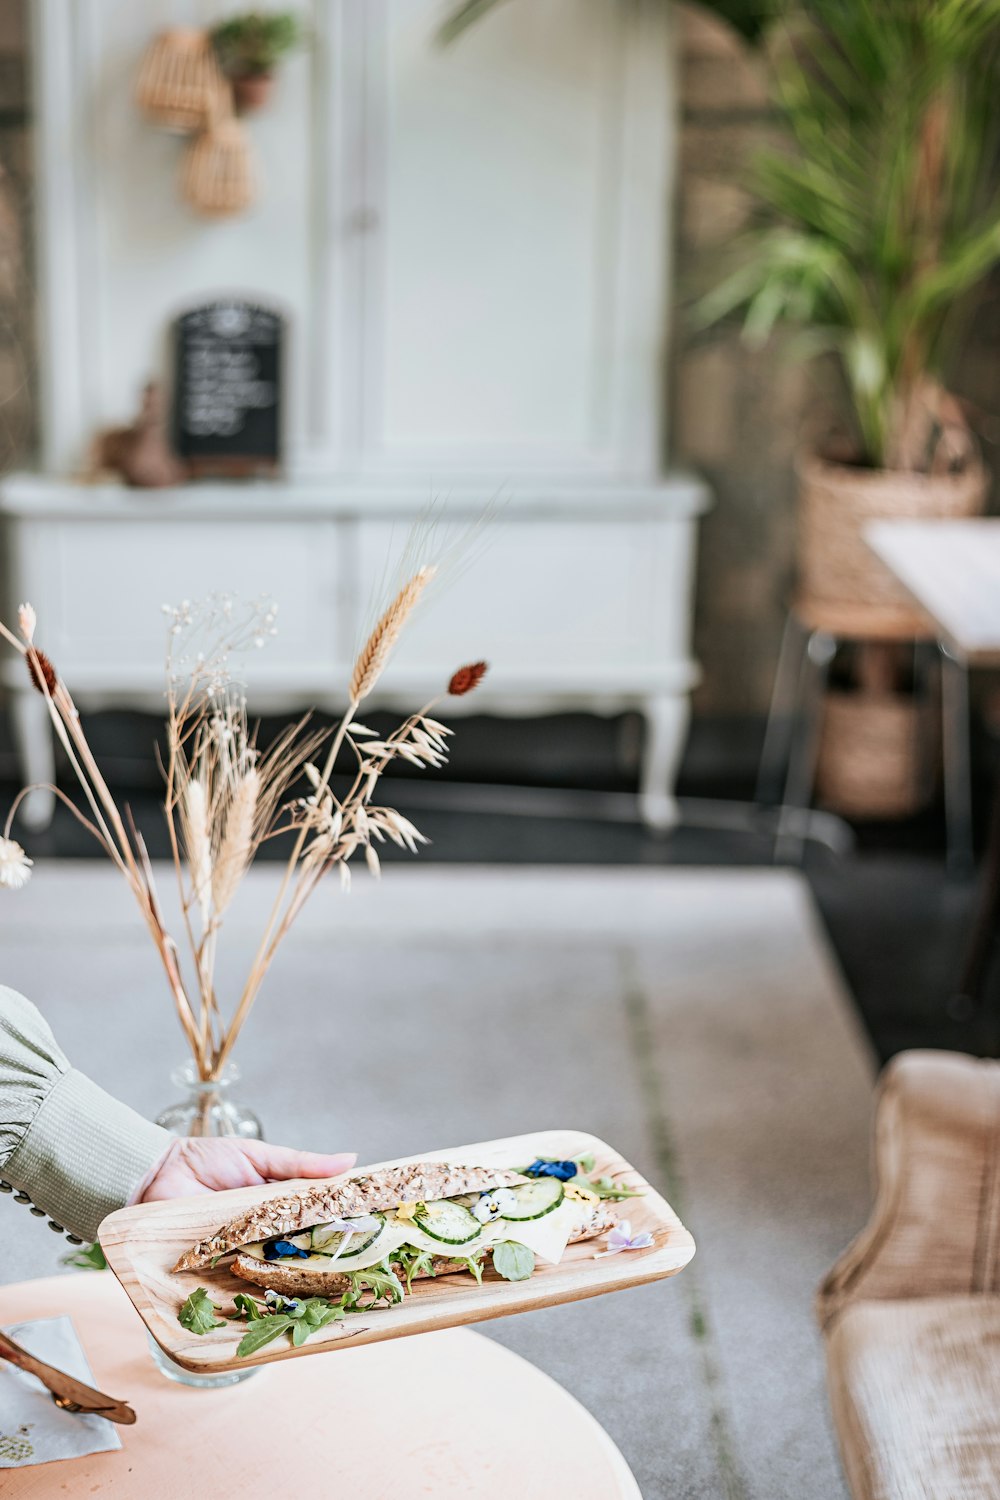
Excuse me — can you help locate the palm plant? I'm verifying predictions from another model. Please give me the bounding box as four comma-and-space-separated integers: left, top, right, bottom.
698, 0, 1000, 472
440, 0, 771, 45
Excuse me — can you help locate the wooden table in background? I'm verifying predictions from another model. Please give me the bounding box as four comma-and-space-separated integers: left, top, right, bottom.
867, 519, 1000, 1017
0, 1275, 641, 1497
866, 520, 1000, 670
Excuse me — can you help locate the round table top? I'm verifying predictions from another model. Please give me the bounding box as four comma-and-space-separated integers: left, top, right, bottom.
0, 1274, 641, 1498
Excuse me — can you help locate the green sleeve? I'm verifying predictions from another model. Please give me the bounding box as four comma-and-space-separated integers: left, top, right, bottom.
0, 985, 171, 1242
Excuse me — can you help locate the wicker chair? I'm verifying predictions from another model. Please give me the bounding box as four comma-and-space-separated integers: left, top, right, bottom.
817, 1050, 1000, 1499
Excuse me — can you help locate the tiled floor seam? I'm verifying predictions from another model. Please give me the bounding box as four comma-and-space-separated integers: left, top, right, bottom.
620, 946, 749, 1500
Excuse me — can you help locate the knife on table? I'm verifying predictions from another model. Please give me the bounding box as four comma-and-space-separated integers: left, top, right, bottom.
0, 1329, 136, 1424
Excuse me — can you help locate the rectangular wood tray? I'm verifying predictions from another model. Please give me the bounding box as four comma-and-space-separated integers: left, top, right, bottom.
99, 1129, 695, 1373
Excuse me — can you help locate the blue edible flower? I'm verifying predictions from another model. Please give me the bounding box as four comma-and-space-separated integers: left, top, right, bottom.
525, 1158, 578, 1181
263, 1238, 310, 1261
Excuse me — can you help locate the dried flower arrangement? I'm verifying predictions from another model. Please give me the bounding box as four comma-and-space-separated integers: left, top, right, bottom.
0, 574, 487, 1082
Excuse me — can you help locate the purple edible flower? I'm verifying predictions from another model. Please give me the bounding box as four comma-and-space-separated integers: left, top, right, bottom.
525, 1158, 578, 1181
595, 1220, 654, 1257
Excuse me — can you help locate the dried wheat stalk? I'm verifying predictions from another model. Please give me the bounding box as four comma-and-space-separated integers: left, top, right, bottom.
350, 566, 435, 701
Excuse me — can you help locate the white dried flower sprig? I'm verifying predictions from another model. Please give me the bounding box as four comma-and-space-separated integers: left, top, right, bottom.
0, 837, 32, 890
0, 573, 489, 1085
163, 593, 279, 699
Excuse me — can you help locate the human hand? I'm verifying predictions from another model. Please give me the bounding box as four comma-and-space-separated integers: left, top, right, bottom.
135, 1139, 356, 1204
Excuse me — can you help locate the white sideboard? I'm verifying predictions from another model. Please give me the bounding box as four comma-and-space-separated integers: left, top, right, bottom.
0, 473, 709, 828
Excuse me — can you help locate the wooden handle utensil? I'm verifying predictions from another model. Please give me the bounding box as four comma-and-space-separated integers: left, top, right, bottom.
0, 1329, 136, 1425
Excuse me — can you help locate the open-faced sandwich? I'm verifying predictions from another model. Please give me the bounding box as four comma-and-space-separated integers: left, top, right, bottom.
173, 1157, 631, 1299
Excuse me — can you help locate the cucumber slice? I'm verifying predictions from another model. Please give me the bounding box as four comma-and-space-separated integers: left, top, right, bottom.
310, 1213, 385, 1259
413, 1199, 482, 1245
500, 1179, 565, 1221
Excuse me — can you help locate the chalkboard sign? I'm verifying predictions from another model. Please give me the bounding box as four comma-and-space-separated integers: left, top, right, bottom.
173, 299, 282, 476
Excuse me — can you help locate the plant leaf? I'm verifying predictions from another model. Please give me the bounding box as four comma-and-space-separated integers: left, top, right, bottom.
492, 1241, 535, 1282
236, 1316, 294, 1358
61, 1241, 108, 1272
178, 1287, 227, 1335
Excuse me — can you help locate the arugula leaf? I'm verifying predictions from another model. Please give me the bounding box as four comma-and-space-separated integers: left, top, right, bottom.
178, 1287, 226, 1335
574, 1152, 596, 1174
396, 1246, 436, 1292
232, 1295, 344, 1357
492, 1241, 535, 1282
456, 1253, 485, 1286
340, 1262, 405, 1311
61, 1241, 108, 1272
236, 1316, 295, 1358
293, 1297, 345, 1331
586, 1177, 643, 1201
231, 1292, 266, 1322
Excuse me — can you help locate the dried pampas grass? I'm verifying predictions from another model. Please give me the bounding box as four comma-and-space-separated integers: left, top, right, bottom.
212, 768, 259, 916
182, 778, 213, 927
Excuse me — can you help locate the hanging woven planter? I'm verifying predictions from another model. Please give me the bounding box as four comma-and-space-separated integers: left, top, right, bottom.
181, 115, 256, 218
136, 28, 227, 134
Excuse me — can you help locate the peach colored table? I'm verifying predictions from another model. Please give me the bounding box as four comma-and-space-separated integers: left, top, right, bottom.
0, 1275, 642, 1497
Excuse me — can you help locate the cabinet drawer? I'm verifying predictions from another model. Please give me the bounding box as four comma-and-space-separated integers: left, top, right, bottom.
12, 519, 344, 677
354, 517, 695, 682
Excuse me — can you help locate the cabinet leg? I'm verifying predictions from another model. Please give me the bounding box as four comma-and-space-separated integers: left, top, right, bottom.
10, 691, 56, 831
639, 694, 689, 831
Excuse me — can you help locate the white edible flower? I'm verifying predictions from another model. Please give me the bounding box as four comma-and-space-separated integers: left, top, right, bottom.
0, 838, 33, 891
473, 1188, 517, 1224
17, 603, 36, 644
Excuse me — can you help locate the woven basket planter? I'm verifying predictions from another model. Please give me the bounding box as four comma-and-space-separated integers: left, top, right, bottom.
816, 688, 934, 820
135, 28, 227, 135
797, 454, 988, 626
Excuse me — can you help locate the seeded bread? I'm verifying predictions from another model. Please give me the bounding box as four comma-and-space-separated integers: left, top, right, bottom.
173, 1162, 527, 1273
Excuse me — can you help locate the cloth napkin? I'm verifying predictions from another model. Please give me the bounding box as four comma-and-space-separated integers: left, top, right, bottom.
0, 1315, 121, 1468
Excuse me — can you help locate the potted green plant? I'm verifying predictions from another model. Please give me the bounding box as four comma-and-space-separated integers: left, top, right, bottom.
697, 0, 998, 618
211, 11, 302, 114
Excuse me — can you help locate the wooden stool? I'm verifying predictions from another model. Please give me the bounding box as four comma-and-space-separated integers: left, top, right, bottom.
757, 598, 972, 866
0, 1274, 641, 1497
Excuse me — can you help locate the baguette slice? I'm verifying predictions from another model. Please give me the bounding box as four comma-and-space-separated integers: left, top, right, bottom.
173, 1162, 527, 1273
229, 1202, 620, 1298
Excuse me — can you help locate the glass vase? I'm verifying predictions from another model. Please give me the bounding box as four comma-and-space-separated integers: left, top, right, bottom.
153, 1061, 264, 1388
155, 1061, 263, 1140
147, 1334, 264, 1390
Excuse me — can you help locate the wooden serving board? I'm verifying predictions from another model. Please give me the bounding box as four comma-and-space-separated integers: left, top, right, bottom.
99, 1130, 695, 1374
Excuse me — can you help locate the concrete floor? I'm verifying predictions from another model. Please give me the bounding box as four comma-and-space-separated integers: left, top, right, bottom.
3, 707, 995, 1062
0, 865, 873, 1500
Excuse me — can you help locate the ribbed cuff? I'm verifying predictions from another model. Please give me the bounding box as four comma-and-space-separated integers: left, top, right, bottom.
4, 1067, 171, 1243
